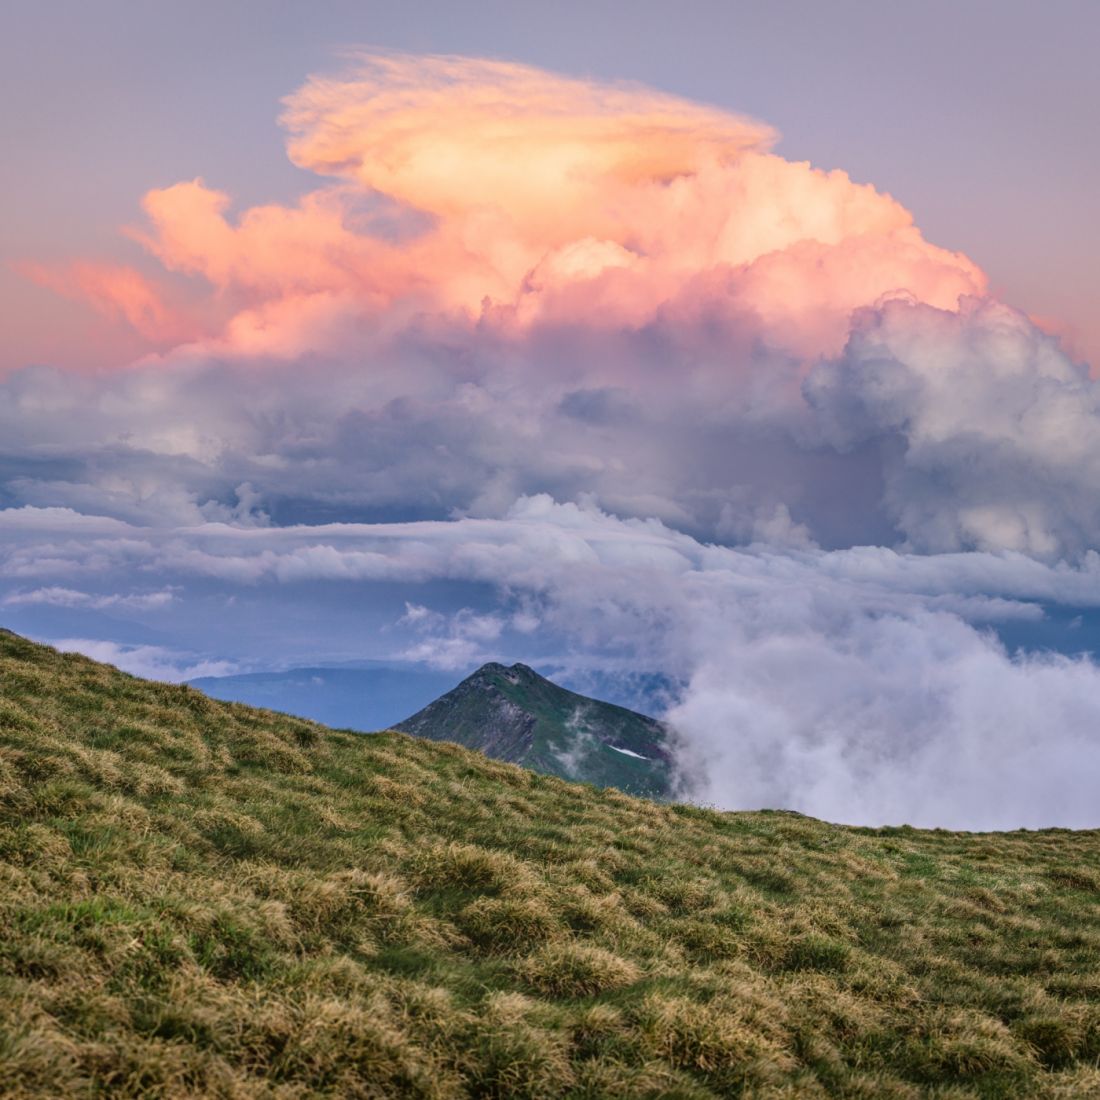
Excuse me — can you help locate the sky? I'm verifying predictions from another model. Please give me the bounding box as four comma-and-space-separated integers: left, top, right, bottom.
3, 1, 1100, 829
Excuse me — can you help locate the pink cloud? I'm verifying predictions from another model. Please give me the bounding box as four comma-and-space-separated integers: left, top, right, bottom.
19, 260, 188, 345
27, 52, 987, 369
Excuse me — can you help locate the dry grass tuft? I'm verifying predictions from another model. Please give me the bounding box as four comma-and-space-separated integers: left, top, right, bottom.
458, 895, 560, 953
514, 941, 641, 998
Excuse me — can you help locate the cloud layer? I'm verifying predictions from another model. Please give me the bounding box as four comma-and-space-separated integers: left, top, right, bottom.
4, 497, 1100, 828
7, 53, 1100, 827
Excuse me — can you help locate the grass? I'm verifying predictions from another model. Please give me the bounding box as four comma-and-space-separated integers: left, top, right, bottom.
1, 628, 1099, 1097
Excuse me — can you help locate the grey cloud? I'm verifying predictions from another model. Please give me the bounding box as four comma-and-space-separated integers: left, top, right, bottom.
11, 292, 1099, 560
0, 315, 873, 543
806, 296, 1100, 557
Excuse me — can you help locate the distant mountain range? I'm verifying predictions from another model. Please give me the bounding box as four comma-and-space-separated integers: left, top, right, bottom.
189, 665, 459, 732
395, 662, 674, 797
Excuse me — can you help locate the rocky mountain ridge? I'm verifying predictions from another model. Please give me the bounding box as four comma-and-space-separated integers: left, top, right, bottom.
395, 661, 673, 797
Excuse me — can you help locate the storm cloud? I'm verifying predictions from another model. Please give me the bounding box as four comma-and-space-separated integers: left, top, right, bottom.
6, 53, 1100, 827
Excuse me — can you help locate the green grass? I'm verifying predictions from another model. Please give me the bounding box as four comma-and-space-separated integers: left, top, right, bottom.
1, 628, 1100, 1097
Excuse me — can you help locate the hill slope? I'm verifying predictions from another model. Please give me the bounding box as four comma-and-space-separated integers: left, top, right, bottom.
395, 662, 673, 797
2, 629, 1100, 1097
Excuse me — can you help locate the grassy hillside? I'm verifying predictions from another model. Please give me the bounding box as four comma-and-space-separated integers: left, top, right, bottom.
1, 630, 1100, 1098
396, 662, 672, 798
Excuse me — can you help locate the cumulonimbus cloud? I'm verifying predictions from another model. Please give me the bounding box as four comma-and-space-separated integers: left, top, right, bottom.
7, 53, 1100, 828
7, 54, 1095, 556
30, 52, 982, 368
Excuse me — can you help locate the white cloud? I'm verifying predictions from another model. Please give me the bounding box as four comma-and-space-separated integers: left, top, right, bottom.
50, 639, 236, 683
398, 604, 505, 669
4, 586, 176, 611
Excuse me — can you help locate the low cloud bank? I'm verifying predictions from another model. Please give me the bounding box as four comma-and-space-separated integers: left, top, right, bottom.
4, 498, 1100, 829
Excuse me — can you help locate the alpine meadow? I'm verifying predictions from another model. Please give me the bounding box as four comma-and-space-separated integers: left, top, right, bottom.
3, 630, 1100, 1098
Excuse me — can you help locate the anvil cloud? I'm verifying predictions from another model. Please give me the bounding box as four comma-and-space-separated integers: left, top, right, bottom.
96, 54, 985, 365
6, 53, 1100, 827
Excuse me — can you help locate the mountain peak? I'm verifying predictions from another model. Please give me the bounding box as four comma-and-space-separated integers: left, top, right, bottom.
396, 662, 672, 797
472, 661, 541, 685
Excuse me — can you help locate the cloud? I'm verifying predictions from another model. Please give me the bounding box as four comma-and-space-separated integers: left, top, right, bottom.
398, 601, 506, 668
20, 51, 983, 372
806, 296, 1100, 557
282, 53, 776, 226
5, 497, 1100, 827
668, 612, 1100, 831
277, 53, 981, 355
2, 52, 1043, 558
401, 618, 506, 671
51, 639, 236, 682
18, 261, 188, 345
3, 586, 175, 611
7, 53, 1100, 828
